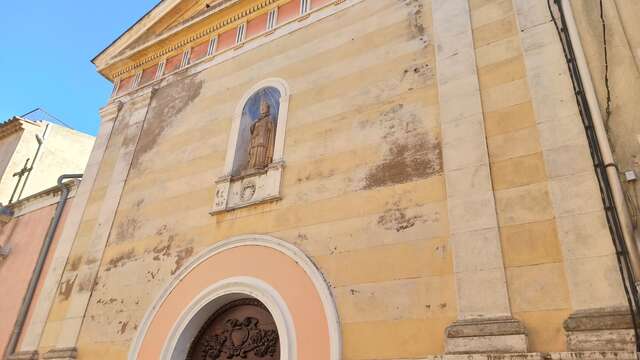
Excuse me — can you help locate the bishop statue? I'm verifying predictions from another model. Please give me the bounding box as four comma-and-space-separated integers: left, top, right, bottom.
247, 99, 276, 171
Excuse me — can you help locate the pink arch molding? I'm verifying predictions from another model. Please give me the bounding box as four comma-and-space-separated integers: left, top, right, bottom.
131, 236, 340, 360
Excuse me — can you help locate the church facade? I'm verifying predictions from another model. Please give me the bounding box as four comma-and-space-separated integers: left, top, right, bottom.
6, 0, 640, 359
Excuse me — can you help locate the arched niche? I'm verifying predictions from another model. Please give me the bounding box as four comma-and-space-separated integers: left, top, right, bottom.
129, 235, 341, 360
231, 86, 281, 176
212, 79, 290, 214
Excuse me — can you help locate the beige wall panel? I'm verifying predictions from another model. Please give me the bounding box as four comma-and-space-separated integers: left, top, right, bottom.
470, 0, 576, 352
515, 310, 571, 352
333, 276, 457, 324
342, 317, 452, 359
66, 1, 453, 358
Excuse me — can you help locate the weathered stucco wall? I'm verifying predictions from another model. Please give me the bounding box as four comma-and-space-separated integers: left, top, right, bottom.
43, 1, 456, 358
34, 0, 633, 358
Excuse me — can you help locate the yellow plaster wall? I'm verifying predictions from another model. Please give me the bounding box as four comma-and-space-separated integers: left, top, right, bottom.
469, 0, 572, 352
37, 103, 134, 354
45, 1, 458, 359
38, 0, 598, 357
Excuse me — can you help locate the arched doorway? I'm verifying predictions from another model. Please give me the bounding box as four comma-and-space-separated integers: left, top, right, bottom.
186, 298, 280, 360
129, 235, 341, 360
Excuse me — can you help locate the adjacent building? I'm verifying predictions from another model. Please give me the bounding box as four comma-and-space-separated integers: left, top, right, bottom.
4, 0, 640, 359
0, 182, 79, 360
0, 113, 94, 360
0, 117, 94, 205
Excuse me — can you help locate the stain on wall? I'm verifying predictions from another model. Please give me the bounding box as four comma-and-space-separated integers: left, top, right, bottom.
362, 103, 442, 190
132, 75, 204, 170
104, 249, 136, 272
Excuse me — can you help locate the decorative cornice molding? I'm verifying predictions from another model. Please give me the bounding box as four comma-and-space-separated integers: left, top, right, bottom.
105, 0, 280, 80
109, 0, 357, 103
93, 0, 184, 68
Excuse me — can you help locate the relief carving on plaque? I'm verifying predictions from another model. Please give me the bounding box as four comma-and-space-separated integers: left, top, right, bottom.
187, 299, 280, 360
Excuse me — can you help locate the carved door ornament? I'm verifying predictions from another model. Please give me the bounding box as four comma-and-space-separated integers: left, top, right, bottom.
186, 298, 280, 360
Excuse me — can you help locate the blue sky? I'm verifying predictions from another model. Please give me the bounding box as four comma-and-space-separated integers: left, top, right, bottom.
0, 1, 159, 135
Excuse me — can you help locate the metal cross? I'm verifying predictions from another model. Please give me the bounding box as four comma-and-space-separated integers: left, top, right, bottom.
8, 158, 31, 204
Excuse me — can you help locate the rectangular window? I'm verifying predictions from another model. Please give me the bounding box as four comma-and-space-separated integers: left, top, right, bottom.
236, 23, 246, 44
181, 49, 191, 68
300, 0, 310, 15
132, 71, 143, 88
111, 79, 121, 97
267, 8, 278, 30
207, 36, 218, 56
156, 60, 166, 79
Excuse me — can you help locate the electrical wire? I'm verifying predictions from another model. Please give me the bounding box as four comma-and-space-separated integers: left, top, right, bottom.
20, 107, 72, 129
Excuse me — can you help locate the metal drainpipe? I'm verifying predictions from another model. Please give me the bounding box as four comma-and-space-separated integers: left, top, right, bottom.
560, 0, 640, 283
3, 174, 83, 360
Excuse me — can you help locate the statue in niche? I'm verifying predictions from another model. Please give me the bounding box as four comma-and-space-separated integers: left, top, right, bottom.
246, 99, 276, 171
